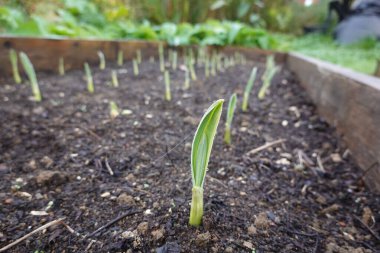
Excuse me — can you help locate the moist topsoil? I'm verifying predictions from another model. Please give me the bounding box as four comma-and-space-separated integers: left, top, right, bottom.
0, 56, 379, 253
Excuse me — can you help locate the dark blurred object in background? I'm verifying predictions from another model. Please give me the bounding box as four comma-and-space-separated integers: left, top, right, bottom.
305, 0, 380, 44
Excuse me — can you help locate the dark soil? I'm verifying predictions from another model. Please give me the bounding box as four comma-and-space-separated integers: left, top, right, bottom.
0, 55, 379, 253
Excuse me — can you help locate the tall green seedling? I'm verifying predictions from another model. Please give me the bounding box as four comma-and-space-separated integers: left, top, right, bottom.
133, 59, 139, 76
164, 70, 171, 101
242, 67, 257, 112
98, 51, 106, 70
224, 93, 237, 145
58, 57, 65, 76
136, 49, 142, 64
19, 52, 41, 101
109, 101, 120, 119
117, 50, 123, 66
84, 62, 94, 93
111, 70, 119, 87
9, 49, 21, 84
184, 70, 190, 90
258, 66, 279, 100
261, 55, 275, 81
190, 99, 224, 226
172, 50, 177, 70
159, 43, 165, 72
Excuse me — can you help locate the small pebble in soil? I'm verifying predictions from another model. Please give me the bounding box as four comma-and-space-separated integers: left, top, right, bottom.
137, 222, 149, 235
117, 193, 135, 205
151, 228, 165, 241
195, 232, 211, 247
254, 212, 270, 229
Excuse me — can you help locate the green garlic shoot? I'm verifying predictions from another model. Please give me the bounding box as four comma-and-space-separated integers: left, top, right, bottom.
136, 49, 142, 64
117, 50, 124, 66
59, 57, 65, 76
184, 70, 190, 90
109, 101, 119, 119
19, 52, 41, 102
189, 60, 197, 81
262, 55, 275, 81
190, 99, 224, 226
258, 66, 279, 100
164, 70, 171, 101
97, 51, 106, 70
242, 67, 257, 112
133, 59, 139, 76
159, 43, 165, 72
205, 56, 210, 78
211, 54, 216, 76
9, 49, 22, 84
172, 50, 177, 70
84, 62, 94, 93
224, 93, 237, 145
111, 70, 119, 88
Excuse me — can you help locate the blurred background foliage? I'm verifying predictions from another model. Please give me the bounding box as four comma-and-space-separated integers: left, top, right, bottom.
0, 0, 379, 74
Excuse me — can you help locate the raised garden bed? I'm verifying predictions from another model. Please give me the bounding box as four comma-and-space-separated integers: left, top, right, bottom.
0, 37, 379, 252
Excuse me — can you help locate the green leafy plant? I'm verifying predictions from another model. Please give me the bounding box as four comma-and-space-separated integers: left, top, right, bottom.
109, 101, 120, 119
224, 93, 237, 145
117, 50, 123, 66
164, 70, 171, 101
84, 62, 94, 93
258, 66, 279, 100
111, 70, 119, 87
9, 49, 21, 84
59, 57, 65, 76
19, 52, 41, 102
242, 67, 257, 112
133, 58, 139, 76
190, 99, 224, 227
98, 50, 106, 70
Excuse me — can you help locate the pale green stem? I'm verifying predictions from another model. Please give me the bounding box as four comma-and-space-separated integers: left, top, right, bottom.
242, 92, 249, 112
164, 70, 171, 101
112, 70, 119, 87
9, 49, 21, 84
59, 57, 65, 76
224, 125, 231, 145
189, 186, 203, 227
117, 50, 123, 66
133, 59, 139, 76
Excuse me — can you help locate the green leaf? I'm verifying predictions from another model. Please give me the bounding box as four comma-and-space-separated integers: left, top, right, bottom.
226, 93, 237, 126
19, 52, 41, 101
191, 99, 224, 187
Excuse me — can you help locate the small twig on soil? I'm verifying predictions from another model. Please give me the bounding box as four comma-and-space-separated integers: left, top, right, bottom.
316, 155, 326, 173
208, 175, 228, 189
105, 158, 114, 176
85, 210, 142, 238
79, 126, 102, 141
85, 240, 96, 252
246, 139, 286, 156
0, 218, 66, 252
353, 215, 380, 242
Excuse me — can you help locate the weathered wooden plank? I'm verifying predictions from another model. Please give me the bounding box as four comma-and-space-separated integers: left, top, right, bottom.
0, 36, 285, 77
0, 36, 161, 75
287, 52, 380, 192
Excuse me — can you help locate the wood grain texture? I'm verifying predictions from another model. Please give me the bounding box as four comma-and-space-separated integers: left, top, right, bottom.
287, 52, 380, 192
0, 36, 161, 75
0, 36, 285, 76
